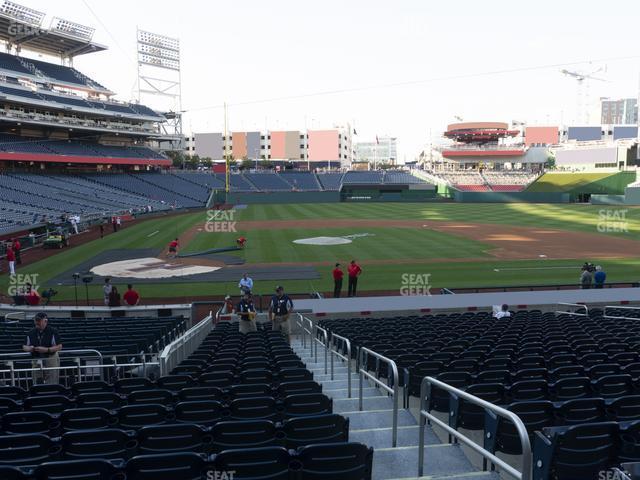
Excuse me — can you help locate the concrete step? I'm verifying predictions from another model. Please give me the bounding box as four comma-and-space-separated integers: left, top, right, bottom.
372, 445, 482, 480
385, 473, 499, 480
344, 409, 418, 430
350, 425, 440, 449
333, 396, 396, 412
323, 386, 378, 399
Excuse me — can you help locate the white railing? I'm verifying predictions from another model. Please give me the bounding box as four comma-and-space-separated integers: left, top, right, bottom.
418, 376, 532, 480
358, 347, 399, 447
159, 313, 213, 376
555, 302, 589, 317
0, 350, 159, 388
329, 332, 352, 398
604, 305, 640, 321
296, 314, 328, 374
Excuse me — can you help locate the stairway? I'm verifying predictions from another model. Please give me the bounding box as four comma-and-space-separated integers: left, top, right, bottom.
291, 337, 499, 480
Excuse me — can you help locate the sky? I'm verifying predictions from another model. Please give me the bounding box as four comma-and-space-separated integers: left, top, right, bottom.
17, 0, 640, 161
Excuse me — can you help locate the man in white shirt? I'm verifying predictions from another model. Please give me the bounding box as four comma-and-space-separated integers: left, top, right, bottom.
238, 273, 253, 294
493, 304, 511, 319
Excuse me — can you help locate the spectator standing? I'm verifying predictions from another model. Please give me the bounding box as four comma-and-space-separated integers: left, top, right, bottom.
22, 312, 62, 384
108, 286, 121, 307
103, 278, 112, 306
594, 266, 606, 289
269, 286, 294, 341
123, 284, 140, 306
236, 292, 257, 333
6, 245, 15, 276
332, 263, 343, 298
238, 273, 253, 295
216, 295, 235, 324
99, 223, 104, 239
111, 217, 117, 233
347, 260, 362, 297
580, 266, 593, 289
116, 216, 122, 231
12, 238, 21, 265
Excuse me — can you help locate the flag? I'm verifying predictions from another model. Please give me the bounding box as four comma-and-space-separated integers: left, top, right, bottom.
376, 135, 379, 145
353, 128, 358, 135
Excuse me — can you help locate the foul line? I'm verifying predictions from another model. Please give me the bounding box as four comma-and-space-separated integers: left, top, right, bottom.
147, 230, 160, 238
493, 266, 578, 272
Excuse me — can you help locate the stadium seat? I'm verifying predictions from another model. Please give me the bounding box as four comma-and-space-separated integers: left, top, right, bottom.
212, 446, 291, 480
125, 452, 207, 480
32, 458, 119, 480
61, 428, 137, 460
282, 414, 349, 449
59, 408, 116, 431
0, 433, 61, 466
174, 400, 226, 426
533, 422, 618, 480
1, 411, 58, 436
137, 423, 213, 454
211, 420, 279, 452
296, 442, 374, 480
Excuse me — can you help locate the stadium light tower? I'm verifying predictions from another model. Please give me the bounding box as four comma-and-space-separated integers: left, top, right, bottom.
136, 29, 183, 149
561, 67, 608, 125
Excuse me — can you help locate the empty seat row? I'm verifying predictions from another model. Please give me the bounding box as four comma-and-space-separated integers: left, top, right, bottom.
0, 443, 373, 480
0, 414, 348, 462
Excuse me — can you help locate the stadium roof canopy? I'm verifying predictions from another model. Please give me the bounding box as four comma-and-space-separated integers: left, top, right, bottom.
0, 1, 106, 58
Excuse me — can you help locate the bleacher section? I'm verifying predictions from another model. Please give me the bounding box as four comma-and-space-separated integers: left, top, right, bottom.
0, 52, 108, 91
279, 171, 322, 190
343, 171, 384, 184
525, 172, 637, 197
0, 315, 184, 357
244, 173, 294, 191
83, 173, 204, 208
320, 307, 640, 480
0, 321, 374, 480
0, 135, 166, 160
316, 172, 344, 190
0, 172, 173, 233
430, 170, 538, 192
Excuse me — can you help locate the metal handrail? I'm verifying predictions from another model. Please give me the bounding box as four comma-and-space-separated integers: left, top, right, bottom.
313, 322, 329, 374
418, 376, 532, 480
330, 332, 352, 398
555, 302, 589, 317
358, 346, 399, 447
296, 313, 311, 350
604, 305, 640, 321
159, 313, 213, 376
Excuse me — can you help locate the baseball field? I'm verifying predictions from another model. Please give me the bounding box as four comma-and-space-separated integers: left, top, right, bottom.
3, 202, 640, 303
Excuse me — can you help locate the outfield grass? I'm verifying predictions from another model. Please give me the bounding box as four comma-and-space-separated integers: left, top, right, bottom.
3, 203, 640, 302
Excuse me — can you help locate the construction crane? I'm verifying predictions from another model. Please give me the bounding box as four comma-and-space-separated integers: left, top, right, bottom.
561, 67, 608, 124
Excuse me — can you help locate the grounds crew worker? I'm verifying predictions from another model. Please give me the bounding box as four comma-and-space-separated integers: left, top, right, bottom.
237, 292, 257, 333
269, 286, 294, 341
22, 312, 62, 385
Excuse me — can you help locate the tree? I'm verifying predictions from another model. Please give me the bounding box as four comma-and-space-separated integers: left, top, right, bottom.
259, 159, 273, 170
239, 158, 253, 171
545, 153, 556, 170
165, 150, 186, 168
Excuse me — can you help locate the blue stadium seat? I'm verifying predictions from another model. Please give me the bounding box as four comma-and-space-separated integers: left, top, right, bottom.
282, 414, 349, 449
296, 442, 374, 480
125, 452, 207, 480
61, 428, 137, 460
137, 424, 213, 455
212, 446, 291, 480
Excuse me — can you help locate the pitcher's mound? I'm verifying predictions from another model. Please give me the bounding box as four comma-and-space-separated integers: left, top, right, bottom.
293, 236, 352, 246
91, 257, 220, 279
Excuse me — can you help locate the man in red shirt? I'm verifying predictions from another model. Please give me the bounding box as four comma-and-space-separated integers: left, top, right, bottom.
332, 263, 344, 298
123, 284, 140, 306
12, 238, 21, 265
168, 238, 179, 258
347, 260, 362, 297
6, 246, 15, 276
236, 236, 247, 248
